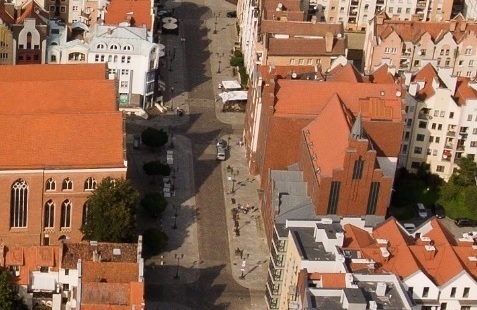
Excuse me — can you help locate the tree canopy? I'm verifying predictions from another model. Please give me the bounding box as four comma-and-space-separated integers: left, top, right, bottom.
141, 127, 168, 150
143, 160, 171, 177
0, 268, 28, 310
143, 228, 168, 255
81, 178, 140, 243
141, 191, 168, 218
451, 156, 477, 187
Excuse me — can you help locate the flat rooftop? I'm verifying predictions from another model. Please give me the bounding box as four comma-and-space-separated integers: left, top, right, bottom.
291, 227, 335, 261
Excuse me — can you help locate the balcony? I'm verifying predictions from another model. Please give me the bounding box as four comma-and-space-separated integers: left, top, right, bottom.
377, 0, 384, 3
267, 278, 281, 296
447, 131, 456, 137
443, 150, 452, 161
416, 2, 426, 8
265, 289, 279, 309
349, 10, 357, 16
351, 0, 358, 5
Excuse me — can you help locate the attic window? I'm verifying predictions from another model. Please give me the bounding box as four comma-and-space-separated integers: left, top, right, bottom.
40, 266, 49, 273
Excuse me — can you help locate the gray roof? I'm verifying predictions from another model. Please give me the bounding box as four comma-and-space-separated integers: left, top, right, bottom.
290, 227, 335, 261
88, 25, 156, 55
344, 288, 367, 304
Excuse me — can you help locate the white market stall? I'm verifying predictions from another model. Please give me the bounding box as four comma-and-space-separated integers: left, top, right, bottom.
218, 90, 248, 112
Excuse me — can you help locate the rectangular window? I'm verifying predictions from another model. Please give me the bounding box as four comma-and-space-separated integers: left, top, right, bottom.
423, 287, 429, 297
473, 128, 477, 134
121, 69, 129, 75
470, 60, 474, 67
459, 60, 464, 66
466, 48, 472, 55
307, 59, 313, 65
388, 7, 393, 13
419, 121, 427, 128
435, 137, 440, 143
440, 111, 445, 117
438, 124, 443, 130
436, 165, 444, 172
427, 148, 431, 155
352, 158, 364, 180
72, 5, 78, 11
416, 134, 425, 141
434, 110, 439, 117
408, 286, 413, 297
60, 6, 66, 12
451, 287, 457, 297
406, 8, 410, 13
298, 59, 304, 65
120, 81, 128, 88
429, 136, 434, 143
463, 287, 470, 298
432, 149, 437, 156
467, 71, 472, 77
366, 182, 380, 215
327, 181, 341, 214
414, 147, 422, 154
441, 303, 447, 310
397, 7, 402, 13
468, 115, 473, 121
450, 112, 454, 119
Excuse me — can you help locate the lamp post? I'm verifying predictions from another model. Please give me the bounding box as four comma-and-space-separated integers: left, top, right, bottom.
172, 204, 180, 229
217, 52, 224, 74
213, 13, 219, 34
174, 253, 184, 279
170, 86, 175, 110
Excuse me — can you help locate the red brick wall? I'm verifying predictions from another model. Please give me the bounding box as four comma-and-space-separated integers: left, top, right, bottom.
0, 170, 125, 246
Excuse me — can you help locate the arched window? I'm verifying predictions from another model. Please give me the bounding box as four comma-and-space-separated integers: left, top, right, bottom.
110, 44, 119, 50
84, 177, 97, 190
96, 43, 105, 49
11, 179, 28, 228
62, 178, 73, 191
82, 202, 88, 227
108, 55, 112, 62
123, 45, 132, 51
44, 200, 55, 228
26, 32, 32, 49
46, 178, 56, 191
60, 200, 72, 229
114, 55, 118, 62
364, 4, 369, 11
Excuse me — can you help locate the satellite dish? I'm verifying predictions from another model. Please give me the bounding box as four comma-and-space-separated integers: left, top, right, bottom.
291, 72, 297, 79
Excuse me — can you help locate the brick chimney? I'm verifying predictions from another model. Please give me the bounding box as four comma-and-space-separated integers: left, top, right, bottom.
424, 242, 436, 260
325, 32, 334, 53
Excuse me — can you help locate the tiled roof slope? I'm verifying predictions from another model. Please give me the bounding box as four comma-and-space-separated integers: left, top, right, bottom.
376, 16, 477, 43
267, 37, 345, 56
82, 261, 138, 283
455, 77, 477, 105
368, 64, 397, 84
411, 63, 441, 101
0, 64, 125, 169
62, 242, 138, 269
0, 0, 49, 25
303, 94, 352, 177
0, 64, 107, 81
104, 0, 152, 30
260, 20, 344, 36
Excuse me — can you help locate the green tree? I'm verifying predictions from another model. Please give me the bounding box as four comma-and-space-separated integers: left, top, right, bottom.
143, 228, 168, 255
81, 178, 140, 243
143, 160, 171, 177
464, 186, 477, 213
0, 268, 28, 310
141, 192, 168, 218
141, 127, 168, 151
439, 180, 460, 202
452, 156, 477, 187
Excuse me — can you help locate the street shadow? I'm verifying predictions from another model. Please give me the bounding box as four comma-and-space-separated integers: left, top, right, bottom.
145, 263, 246, 309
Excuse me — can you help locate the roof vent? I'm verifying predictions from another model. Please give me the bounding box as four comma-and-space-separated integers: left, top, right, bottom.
113, 248, 121, 255
90, 241, 98, 246
396, 91, 402, 97
315, 167, 321, 174
276, 2, 283, 11
380, 91, 385, 96
291, 72, 298, 79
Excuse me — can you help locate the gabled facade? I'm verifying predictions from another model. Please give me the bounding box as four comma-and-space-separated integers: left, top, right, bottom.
401, 62, 477, 180
364, 13, 477, 77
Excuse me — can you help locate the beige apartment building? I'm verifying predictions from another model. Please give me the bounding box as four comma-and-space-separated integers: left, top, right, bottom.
364, 13, 477, 77
312, 0, 453, 31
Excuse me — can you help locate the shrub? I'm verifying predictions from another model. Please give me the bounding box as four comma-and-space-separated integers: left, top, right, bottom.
143, 228, 168, 255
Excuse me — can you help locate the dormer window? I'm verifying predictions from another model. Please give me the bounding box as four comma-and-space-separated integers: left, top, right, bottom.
110, 44, 119, 50
96, 43, 105, 49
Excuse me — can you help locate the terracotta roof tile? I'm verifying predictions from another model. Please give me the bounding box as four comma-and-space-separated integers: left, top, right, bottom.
326, 63, 364, 83
0, 64, 107, 82
411, 63, 440, 101
267, 37, 345, 56
368, 64, 396, 84
455, 77, 477, 106
81, 282, 131, 305
260, 20, 343, 36
309, 273, 346, 288
303, 94, 352, 177
363, 121, 404, 157
82, 261, 138, 283
15, 0, 49, 25
105, 0, 153, 30
343, 224, 375, 249
62, 242, 138, 269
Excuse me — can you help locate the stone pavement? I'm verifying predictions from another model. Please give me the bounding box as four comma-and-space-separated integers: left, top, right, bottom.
128, 0, 269, 308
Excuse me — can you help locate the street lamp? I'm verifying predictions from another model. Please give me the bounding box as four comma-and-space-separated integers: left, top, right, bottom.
170, 86, 175, 110
217, 52, 224, 74
172, 204, 180, 229
213, 13, 219, 34
174, 253, 184, 279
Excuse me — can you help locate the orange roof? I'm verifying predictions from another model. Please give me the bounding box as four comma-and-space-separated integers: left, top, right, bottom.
455, 78, 477, 106
327, 63, 364, 83
0, 64, 107, 82
376, 16, 477, 43
15, 0, 49, 25
369, 64, 396, 84
104, 0, 153, 30
343, 224, 375, 249
310, 273, 347, 288
260, 20, 343, 36
82, 261, 139, 283
268, 37, 346, 56
0, 64, 125, 169
411, 63, 441, 101
303, 94, 352, 177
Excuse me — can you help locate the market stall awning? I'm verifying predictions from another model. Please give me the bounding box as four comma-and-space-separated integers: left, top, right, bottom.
221, 80, 242, 90
219, 91, 248, 102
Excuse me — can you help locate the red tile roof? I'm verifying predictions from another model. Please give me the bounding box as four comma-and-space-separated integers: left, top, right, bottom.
104, 0, 153, 30
327, 63, 364, 83
0, 64, 107, 81
411, 63, 441, 101
82, 261, 138, 283
309, 273, 347, 288
0, 64, 125, 169
267, 37, 345, 56
260, 20, 344, 36
368, 64, 397, 84
303, 94, 352, 177
455, 77, 477, 105
62, 242, 138, 269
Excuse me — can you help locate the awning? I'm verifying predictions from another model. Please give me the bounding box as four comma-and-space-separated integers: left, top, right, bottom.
221, 80, 242, 90
219, 91, 248, 103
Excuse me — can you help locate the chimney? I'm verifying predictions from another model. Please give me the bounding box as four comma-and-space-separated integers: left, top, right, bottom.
376, 14, 385, 25
460, 21, 467, 32
376, 282, 387, 297
424, 242, 436, 260
107, 28, 113, 35
325, 32, 333, 53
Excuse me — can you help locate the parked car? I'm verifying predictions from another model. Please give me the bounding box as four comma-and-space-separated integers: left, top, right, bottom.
455, 218, 477, 227
226, 11, 237, 18
403, 223, 416, 233
216, 146, 226, 161
416, 203, 428, 219
432, 203, 446, 219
